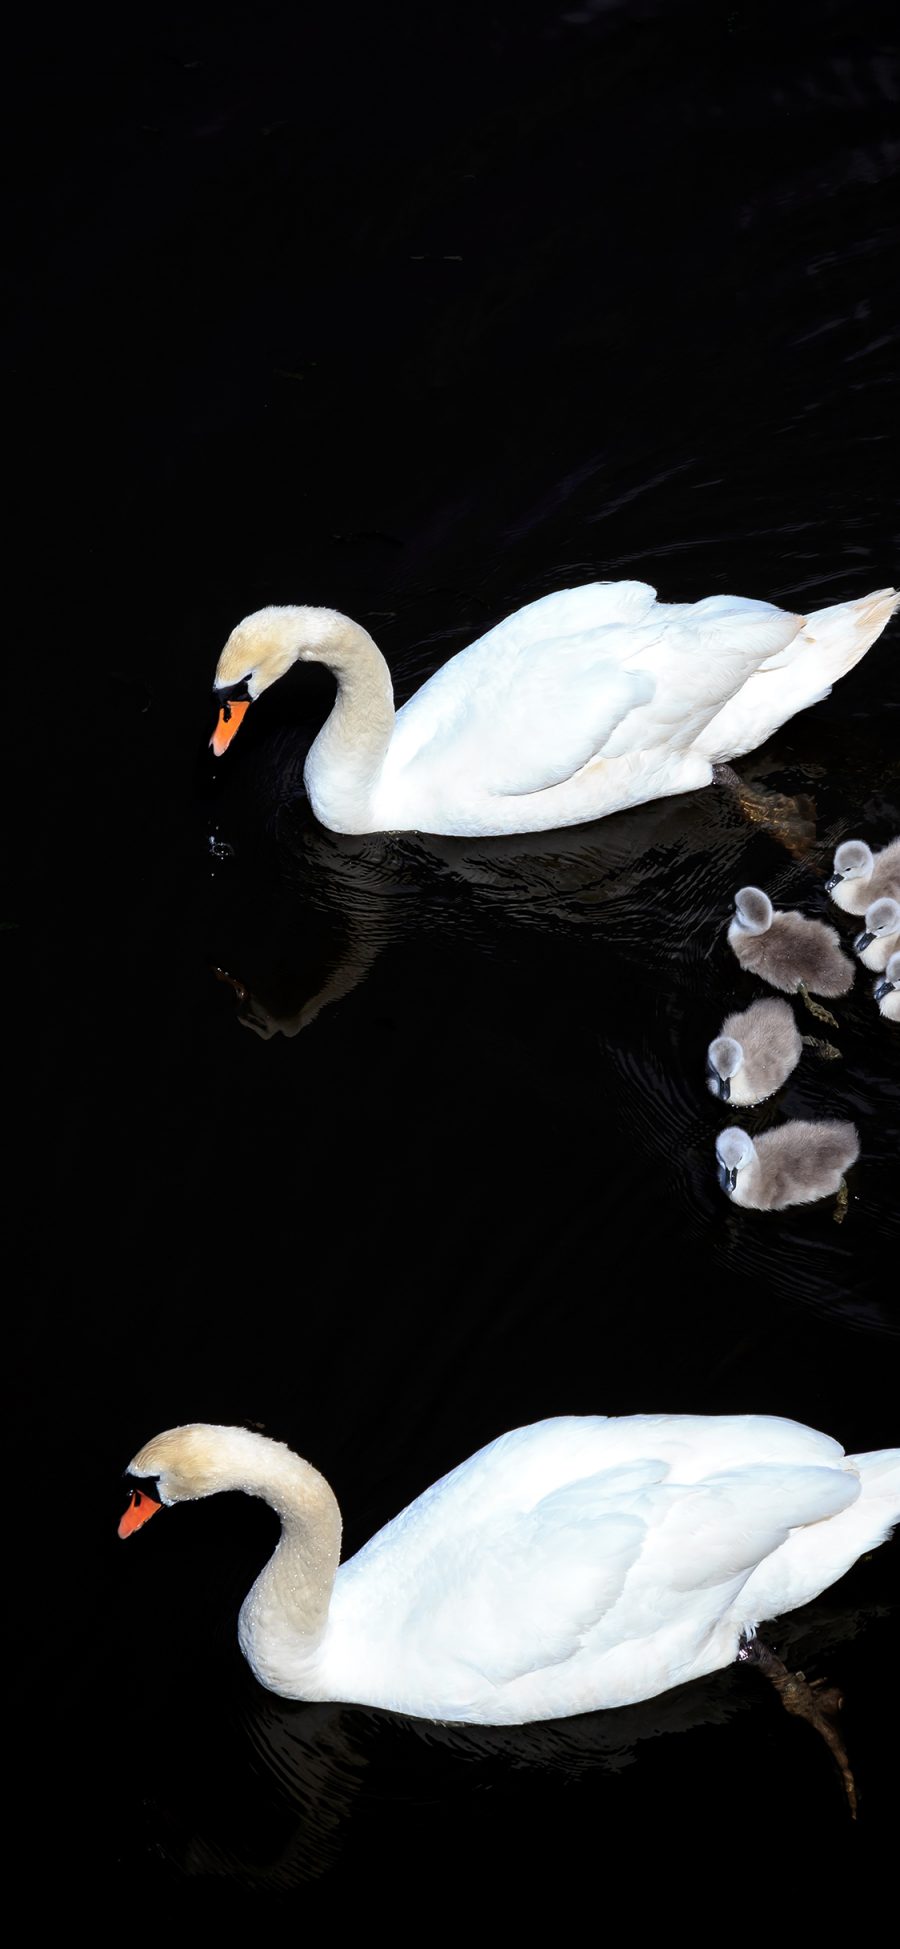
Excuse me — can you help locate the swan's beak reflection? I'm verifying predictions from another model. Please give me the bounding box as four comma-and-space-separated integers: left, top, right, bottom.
118, 1485, 163, 1538
210, 697, 251, 756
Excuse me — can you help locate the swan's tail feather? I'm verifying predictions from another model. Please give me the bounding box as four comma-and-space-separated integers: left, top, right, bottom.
845, 1446, 900, 1552
696, 585, 897, 764
799, 586, 899, 686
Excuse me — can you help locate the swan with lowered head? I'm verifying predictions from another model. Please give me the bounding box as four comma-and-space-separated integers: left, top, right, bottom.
209, 583, 898, 838
706, 997, 802, 1105
727, 887, 855, 1004
854, 897, 900, 973
715, 1120, 859, 1212
119, 1416, 898, 1725
874, 951, 900, 1022
826, 836, 900, 914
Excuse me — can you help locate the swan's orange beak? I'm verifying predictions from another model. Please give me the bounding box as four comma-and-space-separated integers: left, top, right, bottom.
118, 1487, 163, 1538
210, 699, 250, 756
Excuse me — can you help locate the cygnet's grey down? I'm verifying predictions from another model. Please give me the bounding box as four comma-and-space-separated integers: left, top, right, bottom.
727, 888, 855, 998
715, 1122, 859, 1212
826, 836, 900, 915
854, 897, 900, 973
706, 998, 802, 1106
874, 951, 900, 1022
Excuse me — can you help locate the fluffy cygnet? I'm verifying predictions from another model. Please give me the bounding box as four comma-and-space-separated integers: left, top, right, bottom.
874, 951, 900, 1022
854, 897, 900, 973
706, 998, 802, 1106
727, 887, 855, 1020
715, 1121, 859, 1212
826, 836, 900, 915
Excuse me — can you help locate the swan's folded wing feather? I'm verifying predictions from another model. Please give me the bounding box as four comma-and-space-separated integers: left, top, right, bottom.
672, 595, 806, 661
388, 587, 661, 796
398, 1460, 667, 1684
643, 1464, 860, 1591
392, 638, 657, 797
477, 579, 660, 642
410, 1460, 860, 1688
390, 586, 806, 797
425, 1500, 648, 1686
598, 597, 807, 758
475, 637, 657, 794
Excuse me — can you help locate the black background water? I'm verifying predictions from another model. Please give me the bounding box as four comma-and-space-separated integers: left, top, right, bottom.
11, 0, 899, 1916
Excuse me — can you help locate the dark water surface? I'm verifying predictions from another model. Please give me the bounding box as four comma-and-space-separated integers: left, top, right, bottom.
13, 0, 899, 1914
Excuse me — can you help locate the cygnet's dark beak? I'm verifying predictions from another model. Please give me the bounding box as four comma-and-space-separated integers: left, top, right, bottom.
874, 978, 892, 1001
825, 872, 843, 892
855, 930, 874, 952
717, 1074, 731, 1102
717, 1160, 737, 1194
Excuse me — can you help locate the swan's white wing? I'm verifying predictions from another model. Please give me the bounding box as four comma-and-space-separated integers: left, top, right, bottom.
323, 1417, 862, 1712
412, 1460, 859, 1690
387, 583, 659, 797
386, 584, 805, 800
634, 1463, 860, 1599
457, 628, 656, 794
597, 595, 807, 759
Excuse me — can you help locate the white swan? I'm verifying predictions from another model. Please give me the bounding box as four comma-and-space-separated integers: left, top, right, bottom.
119, 1417, 899, 1723
209, 583, 898, 837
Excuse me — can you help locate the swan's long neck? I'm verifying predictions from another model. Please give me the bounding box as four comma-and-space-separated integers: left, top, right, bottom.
293, 607, 396, 834
234, 1445, 343, 1694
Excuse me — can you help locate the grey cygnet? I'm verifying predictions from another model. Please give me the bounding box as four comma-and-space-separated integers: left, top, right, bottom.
706, 998, 802, 1106
716, 1121, 859, 1212
826, 836, 900, 915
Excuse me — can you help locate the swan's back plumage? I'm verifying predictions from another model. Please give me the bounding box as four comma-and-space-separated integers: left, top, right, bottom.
376, 583, 807, 826
317, 1414, 887, 1720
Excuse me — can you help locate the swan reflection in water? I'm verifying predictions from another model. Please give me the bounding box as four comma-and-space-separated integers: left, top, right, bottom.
212, 760, 821, 1038
137, 1574, 892, 1891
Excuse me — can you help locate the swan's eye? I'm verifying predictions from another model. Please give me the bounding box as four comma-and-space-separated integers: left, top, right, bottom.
214, 676, 253, 709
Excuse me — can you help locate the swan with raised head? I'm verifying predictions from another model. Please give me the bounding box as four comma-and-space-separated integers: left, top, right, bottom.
706, 997, 802, 1105
119, 1416, 898, 1724
854, 897, 900, 973
826, 836, 900, 914
209, 583, 898, 837
874, 951, 900, 1022
715, 1121, 859, 1212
